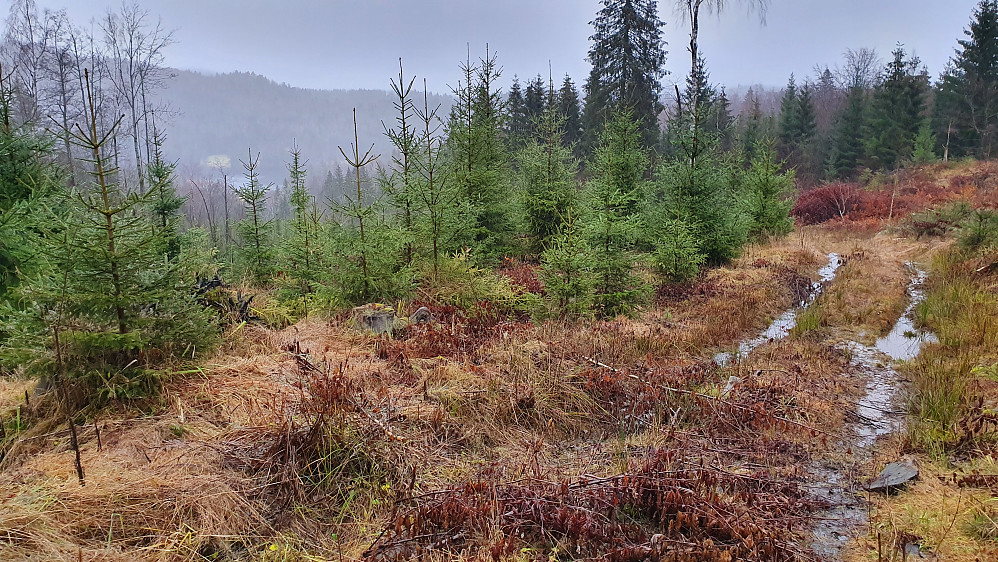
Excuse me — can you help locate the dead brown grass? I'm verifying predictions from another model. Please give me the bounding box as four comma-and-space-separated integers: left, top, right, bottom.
852, 457, 998, 562
9, 216, 990, 560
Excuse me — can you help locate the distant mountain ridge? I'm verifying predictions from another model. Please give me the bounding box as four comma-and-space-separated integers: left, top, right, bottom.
156, 69, 453, 184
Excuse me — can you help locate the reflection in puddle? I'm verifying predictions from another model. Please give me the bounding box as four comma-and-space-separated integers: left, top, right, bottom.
812, 264, 937, 559
875, 268, 938, 361
852, 264, 937, 448
715, 253, 843, 366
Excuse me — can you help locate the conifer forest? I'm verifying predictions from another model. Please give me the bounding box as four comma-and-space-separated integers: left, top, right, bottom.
3, 0, 998, 560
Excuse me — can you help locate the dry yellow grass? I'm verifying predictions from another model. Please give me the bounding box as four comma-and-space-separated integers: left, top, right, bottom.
848, 457, 998, 562
5, 222, 992, 560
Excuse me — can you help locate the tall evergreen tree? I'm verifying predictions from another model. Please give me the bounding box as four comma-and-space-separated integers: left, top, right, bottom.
525, 74, 547, 140
796, 85, 818, 146
831, 84, 869, 178
447, 47, 515, 262
234, 149, 274, 285
937, 0, 998, 158
518, 75, 579, 255
506, 76, 529, 145
586, 110, 647, 317
865, 45, 929, 170
778, 75, 799, 154
334, 109, 403, 302
583, 0, 668, 152
653, 78, 748, 271
558, 75, 585, 154
738, 90, 765, 161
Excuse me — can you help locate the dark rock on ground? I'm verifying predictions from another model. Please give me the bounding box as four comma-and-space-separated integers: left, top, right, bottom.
866, 457, 919, 493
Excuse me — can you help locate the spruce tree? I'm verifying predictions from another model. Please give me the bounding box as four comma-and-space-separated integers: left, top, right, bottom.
146, 128, 185, 259
0, 73, 53, 297
778, 75, 800, 154
280, 144, 325, 316
3, 70, 214, 384
333, 109, 408, 303
586, 110, 647, 318
738, 91, 765, 161
583, 0, 668, 151
936, 0, 998, 158
744, 140, 794, 238
382, 59, 419, 267
778, 76, 816, 159
651, 58, 748, 273
447, 47, 515, 262
865, 45, 929, 170
518, 75, 579, 256
796, 85, 817, 146
558, 75, 585, 154
540, 209, 593, 318
525, 75, 546, 139
912, 121, 938, 164
414, 81, 466, 276
506, 76, 529, 145
831, 85, 869, 178
652, 217, 705, 283
234, 150, 274, 285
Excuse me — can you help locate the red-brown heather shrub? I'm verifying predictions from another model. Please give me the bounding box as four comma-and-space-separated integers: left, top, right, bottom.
497, 257, 544, 295
792, 183, 863, 225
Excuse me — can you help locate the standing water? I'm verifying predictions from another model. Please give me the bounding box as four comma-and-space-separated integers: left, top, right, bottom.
714, 253, 844, 366
853, 264, 938, 447
811, 263, 938, 559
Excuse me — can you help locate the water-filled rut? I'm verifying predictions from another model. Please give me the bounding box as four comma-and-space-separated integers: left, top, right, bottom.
714, 252, 844, 366
810, 263, 937, 559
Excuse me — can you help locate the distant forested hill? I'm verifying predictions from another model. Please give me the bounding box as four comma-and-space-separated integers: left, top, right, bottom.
156, 69, 453, 184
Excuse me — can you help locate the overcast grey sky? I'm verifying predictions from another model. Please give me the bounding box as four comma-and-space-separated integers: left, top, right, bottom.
26, 0, 981, 92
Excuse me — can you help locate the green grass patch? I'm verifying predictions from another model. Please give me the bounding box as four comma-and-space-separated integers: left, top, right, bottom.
904, 249, 998, 456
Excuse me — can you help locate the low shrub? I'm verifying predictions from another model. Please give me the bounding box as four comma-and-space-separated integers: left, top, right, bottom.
792, 183, 862, 225
907, 201, 974, 238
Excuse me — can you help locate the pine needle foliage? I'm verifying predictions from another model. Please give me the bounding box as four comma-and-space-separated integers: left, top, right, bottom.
234, 149, 274, 286
518, 74, 579, 256
586, 110, 648, 318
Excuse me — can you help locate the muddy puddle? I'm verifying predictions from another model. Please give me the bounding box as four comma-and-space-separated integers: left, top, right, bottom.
811, 264, 938, 560
714, 253, 843, 366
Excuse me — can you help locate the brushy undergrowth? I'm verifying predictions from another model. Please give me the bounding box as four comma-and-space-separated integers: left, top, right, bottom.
905, 249, 998, 457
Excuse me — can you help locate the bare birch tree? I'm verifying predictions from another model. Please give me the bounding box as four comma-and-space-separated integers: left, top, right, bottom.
101, 2, 173, 194
674, 0, 768, 106
2, 0, 51, 125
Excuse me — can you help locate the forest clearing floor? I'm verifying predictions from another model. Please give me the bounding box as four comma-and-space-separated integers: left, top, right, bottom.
4, 163, 998, 561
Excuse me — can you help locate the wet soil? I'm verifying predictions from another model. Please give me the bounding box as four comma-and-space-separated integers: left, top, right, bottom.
810, 264, 937, 560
